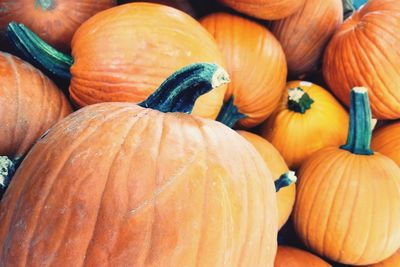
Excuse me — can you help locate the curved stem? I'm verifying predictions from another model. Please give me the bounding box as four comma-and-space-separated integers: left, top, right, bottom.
340, 87, 374, 155
275, 171, 297, 192
6, 22, 73, 79
287, 87, 314, 114
139, 63, 230, 113
216, 96, 247, 128
0, 156, 20, 197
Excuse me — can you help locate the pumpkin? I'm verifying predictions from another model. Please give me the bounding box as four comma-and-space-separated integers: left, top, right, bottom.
0, 52, 71, 195
0, 63, 278, 266
323, 0, 400, 119
293, 87, 400, 265
238, 131, 295, 229
200, 13, 287, 128
0, 0, 115, 51
218, 0, 306, 20
275, 246, 331, 267
366, 249, 400, 267
271, 0, 343, 77
131, 0, 196, 16
261, 81, 348, 169
371, 121, 400, 166
7, 3, 227, 119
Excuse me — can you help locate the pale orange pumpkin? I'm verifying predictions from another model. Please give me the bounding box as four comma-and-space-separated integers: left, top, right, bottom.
323, 0, 400, 119
274, 246, 331, 267
371, 121, 400, 166
200, 13, 287, 128
366, 249, 400, 267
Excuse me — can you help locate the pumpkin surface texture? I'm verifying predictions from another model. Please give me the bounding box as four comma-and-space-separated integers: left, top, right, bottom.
261, 81, 348, 169
0, 52, 71, 195
218, 0, 306, 20
0, 0, 115, 51
293, 88, 400, 265
274, 246, 331, 267
323, 0, 400, 119
271, 0, 343, 77
201, 13, 287, 128
0, 63, 278, 266
366, 249, 400, 267
371, 121, 400, 166
238, 131, 296, 229
6, 3, 227, 119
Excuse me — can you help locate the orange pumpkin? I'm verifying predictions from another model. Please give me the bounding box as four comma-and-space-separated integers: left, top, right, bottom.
7, 3, 227, 119
238, 131, 295, 229
218, 0, 306, 20
0, 63, 278, 266
293, 88, 400, 265
271, 0, 343, 77
0, 0, 115, 51
200, 13, 287, 128
261, 81, 348, 169
323, 0, 400, 119
366, 249, 400, 267
274, 246, 331, 267
0, 52, 72, 195
371, 121, 400, 166
131, 0, 195, 16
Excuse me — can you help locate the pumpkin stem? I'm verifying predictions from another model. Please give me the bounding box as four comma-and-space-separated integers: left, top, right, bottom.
139, 63, 230, 113
35, 0, 55, 10
6, 22, 73, 79
216, 96, 247, 128
340, 87, 374, 155
287, 87, 314, 114
0, 156, 19, 197
275, 171, 297, 192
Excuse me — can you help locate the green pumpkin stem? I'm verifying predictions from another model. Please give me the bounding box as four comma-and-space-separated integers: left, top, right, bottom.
6, 22, 73, 79
139, 63, 230, 114
275, 171, 297, 192
287, 87, 314, 114
0, 156, 20, 198
216, 96, 247, 128
340, 87, 374, 155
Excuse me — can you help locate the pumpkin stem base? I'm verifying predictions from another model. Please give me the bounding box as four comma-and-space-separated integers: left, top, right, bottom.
287, 87, 314, 114
275, 171, 297, 192
0, 156, 18, 197
216, 96, 247, 128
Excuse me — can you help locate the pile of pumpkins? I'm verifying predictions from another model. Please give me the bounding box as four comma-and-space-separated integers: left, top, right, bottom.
0, 0, 399, 266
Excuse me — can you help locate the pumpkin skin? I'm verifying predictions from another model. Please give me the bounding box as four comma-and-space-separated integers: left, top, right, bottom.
69, 3, 226, 119
218, 0, 306, 20
323, 0, 400, 119
0, 102, 278, 266
274, 246, 331, 267
200, 13, 287, 128
238, 131, 295, 229
271, 0, 343, 77
371, 121, 400, 166
0, 0, 115, 51
0, 52, 72, 159
261, 81, 348, 169
366, 249, 400, 267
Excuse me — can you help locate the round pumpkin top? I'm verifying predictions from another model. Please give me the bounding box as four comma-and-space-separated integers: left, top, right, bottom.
274, 246, 331, 267
371, 121, 400, 166
69, 3, 227, 119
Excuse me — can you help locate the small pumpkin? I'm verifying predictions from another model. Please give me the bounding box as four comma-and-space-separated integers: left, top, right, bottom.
371, 121, 400, 166
200, 13, 287, 128
366, 249, 400, 267
0, 63, 278, 266
7, 3, 227, 119
238, 131, 296, 229
293, 87, 400, 265
0, 52, 72, 195
271, 0, 343, 77
0, 0, 115, 51
274, 246, 331, 267
261, 81, 348, 169
323, 0, 400, 119
218, 0, 306, 20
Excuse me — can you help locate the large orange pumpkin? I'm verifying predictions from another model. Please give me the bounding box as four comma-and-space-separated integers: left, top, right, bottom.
323, 0, 400, 119
271, 0, 343, 77
218, 0, 306, 20
7, 3, 227, 119
0, 52, 71, 195
274, 246, 331, 267
366, 249, 400, 267
238, 131, 295, 229
371, 121, 400, 166
261, 81, 348, 169
0, 0, 115, 51
0, 63, 278, 266
200, 13, 287, 128
293, 88, 400, 265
